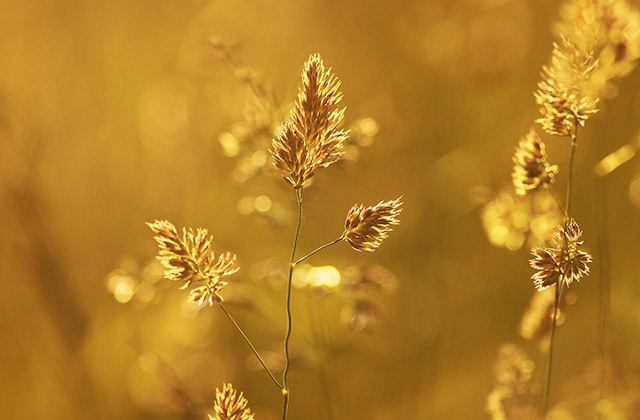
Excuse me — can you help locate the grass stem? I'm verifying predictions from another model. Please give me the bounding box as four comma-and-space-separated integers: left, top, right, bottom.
218, 303, 283, 391
542, 280, 563, 415
294, 234, 345, 266
565, 127, 578, 219
543, 119, 578, 415
282, 187, 304, 420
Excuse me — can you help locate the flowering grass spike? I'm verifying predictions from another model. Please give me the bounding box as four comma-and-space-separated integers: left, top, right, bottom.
512, 129, 558, 195
210, 383, 255, 420
344, 198, 403, 252
147, 220, 239, 305
271, 53, 348, 188
534, 39, 599, 136
557, 0, 640, 94
529, 219, 592, 291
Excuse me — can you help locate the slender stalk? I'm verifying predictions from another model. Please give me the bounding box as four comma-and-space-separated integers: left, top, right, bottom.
218, 303, 283, 391
542, 119, 578, 415
197, 270, 283, 390
282, 187, 304, 420
542, 279, 563, 414
294, 234, 345, 266
565, 128, 578, 218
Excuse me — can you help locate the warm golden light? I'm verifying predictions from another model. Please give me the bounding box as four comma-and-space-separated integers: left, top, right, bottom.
4, 1, 640, 419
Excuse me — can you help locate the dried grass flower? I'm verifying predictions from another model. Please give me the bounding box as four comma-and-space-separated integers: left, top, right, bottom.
512, 129, 559, 195
529, 218, 593, 291
209, 383, 255, 420
557, 0, 640, 94
147, 220, 239, 305
343, 198, 402, 252
271, 53, 348, 188
534, 38, 599, 137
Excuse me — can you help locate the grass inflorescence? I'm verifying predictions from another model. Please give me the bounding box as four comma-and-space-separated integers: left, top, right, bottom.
147, 53, 401, 420
487, 0, 640, 418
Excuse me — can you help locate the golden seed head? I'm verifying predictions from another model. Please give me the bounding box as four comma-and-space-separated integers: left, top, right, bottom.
557, 0, 640, 94
512, 129, 559, 196
533, 0, 640, 138
554, 217, 582, 244
534, 39, 599, 137
344, 198, 402, 252
529, 247, 564, 290
529, 219, 593, 291
271, 53, 348, 188
147, 220, 239, 305
209, 383, 255, 420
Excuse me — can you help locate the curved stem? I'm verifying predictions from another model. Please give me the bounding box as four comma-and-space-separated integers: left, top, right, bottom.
282, 187, 304, 420
218, 303, 283, 391
294, 234, 345, 266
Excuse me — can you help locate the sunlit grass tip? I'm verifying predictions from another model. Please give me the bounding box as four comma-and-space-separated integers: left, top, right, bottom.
512, 129, 559, 196
210, 383, 255, 420
343, 197, 403, 252
271, 53, 348, 188
529, 219, 593, 291
147, 220, 239, 305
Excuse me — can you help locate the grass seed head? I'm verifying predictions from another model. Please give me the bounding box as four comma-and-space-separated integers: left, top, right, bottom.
271, 54, 348, 188
534, 39, 599, 137
344, 198, 403, 252
209, 383, 255, 420
529, 219, 593, 291
512, 129, 558, 195
147, 220, 239, 305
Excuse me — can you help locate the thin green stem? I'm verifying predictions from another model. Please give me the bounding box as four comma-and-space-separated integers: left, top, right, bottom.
218, 303, 283, 391
565, 126, 578, 220
282, 187, 303, 420
543, 119, 579, 416
294, 234, 346, 266
542, 279, 563, 415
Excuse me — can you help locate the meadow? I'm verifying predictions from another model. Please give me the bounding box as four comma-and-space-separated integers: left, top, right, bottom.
2, 0, 640, 419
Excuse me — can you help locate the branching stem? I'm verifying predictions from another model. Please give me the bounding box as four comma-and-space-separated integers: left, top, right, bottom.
294, 234, 345, 266
218, 303, 283, 391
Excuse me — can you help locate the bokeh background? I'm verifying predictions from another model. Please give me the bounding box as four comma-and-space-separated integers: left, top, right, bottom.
3, 0, 640, 419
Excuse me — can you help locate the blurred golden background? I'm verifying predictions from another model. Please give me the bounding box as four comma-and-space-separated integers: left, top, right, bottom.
3, 0, 640, 418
